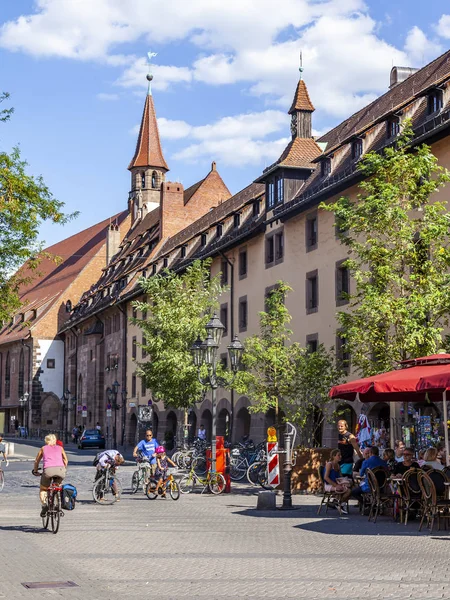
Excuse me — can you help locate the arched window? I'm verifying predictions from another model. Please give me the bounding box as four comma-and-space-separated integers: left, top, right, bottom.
5, 352, 10, 398
152, 171, 157, 188
66, 300, 72, 313
18, 349, 24, 397
141, 172, 145, 188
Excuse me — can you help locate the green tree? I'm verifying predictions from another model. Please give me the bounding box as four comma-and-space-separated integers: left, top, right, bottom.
133, 259, 225, 409
0, 92, 76, 322
235, 281, 341, 442
321, 120, 450, 376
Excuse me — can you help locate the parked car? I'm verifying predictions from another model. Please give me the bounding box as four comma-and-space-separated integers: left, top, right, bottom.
78, 429, 106, 450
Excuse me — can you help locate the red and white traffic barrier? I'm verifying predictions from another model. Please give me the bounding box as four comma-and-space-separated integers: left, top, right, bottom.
267, 441, 279, 488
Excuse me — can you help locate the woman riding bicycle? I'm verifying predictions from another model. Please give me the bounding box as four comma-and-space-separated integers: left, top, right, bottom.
33, 433, 68, 517
155, 446, 176, 498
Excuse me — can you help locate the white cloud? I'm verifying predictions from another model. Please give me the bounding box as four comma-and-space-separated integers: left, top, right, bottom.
96, 92, 119, 101
173, 136, 289, 168
404, 26, 442, 65
0, 0, 445, 123
436, 15, 450, 39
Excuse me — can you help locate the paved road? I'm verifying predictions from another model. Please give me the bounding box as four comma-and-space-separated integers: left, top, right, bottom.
0, 445, 449, 599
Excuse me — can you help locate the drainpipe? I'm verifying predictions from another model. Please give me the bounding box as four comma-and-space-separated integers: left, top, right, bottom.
219, 250, 235, 442
117, 304, 128, 447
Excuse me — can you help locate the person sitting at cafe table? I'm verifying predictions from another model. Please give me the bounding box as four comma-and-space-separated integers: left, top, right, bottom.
337, 420, 363, 476
382, 448, 396, 472
353, 447, 371, 475
423, 447, 444, 471
351, 446, 388, 500
393, 448, 420, 475
324, 449, 352, 512
394, 440, 405, 462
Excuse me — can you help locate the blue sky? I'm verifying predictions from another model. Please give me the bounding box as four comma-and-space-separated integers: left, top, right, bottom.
1, 0, 449, 248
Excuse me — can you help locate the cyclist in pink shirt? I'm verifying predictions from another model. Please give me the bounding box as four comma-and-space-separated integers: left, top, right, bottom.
33, 433, 68, 517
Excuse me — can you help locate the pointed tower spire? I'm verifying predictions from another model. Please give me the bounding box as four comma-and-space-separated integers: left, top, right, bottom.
288, 54, 314, 139
128, 52, 169, 224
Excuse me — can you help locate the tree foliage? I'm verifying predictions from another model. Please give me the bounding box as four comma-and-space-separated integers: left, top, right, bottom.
321, 121, 450, 376
0, 92, 76, 322
235, 281, 342, 443
133, 259, 225, 409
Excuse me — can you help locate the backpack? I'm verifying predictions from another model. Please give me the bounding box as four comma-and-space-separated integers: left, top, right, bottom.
61, 483, 77, 510
93, 450, 114, 467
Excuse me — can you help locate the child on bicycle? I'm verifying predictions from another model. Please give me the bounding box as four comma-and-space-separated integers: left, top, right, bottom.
155, 446, 176, 498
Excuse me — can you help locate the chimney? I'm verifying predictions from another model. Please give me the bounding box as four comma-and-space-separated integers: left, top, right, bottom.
389, 66, 419, 89
106, 223, 120, 265
159, 182, 186, 240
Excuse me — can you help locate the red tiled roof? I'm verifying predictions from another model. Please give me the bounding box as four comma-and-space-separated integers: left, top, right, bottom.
275, 137, 322, 169
288, 79, 315, 114
318, 49, 450, 154
0, 210, 128, 343
128, 94, 169, 171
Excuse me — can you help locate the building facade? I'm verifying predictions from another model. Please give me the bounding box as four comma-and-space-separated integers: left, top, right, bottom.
12, 49, 449, 448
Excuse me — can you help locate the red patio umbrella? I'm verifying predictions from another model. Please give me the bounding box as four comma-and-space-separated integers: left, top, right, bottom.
329, 354, 450, 464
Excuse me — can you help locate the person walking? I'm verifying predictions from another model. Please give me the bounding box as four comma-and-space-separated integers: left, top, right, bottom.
32, 433, 68, 517
72, 426, 79, 444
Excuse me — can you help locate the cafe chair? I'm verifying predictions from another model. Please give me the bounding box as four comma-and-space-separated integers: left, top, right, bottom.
317, 466, 349, 516
366, 468, 398, 523
401, 468, 423, 526
418, 470, 450, 533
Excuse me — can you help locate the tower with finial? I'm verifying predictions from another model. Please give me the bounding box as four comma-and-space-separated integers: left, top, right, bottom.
288, 51, 315, 140
128, 51, 169, 223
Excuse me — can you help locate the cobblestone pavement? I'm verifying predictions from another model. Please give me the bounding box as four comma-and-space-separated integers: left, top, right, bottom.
0, 464, 449, 599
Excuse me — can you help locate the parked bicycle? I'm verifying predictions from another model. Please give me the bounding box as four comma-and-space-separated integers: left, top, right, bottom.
93, 464, 123, 504
230, 441, 266, 481
173, 439, 208, 474
179, 467, 226, 495
33, 470, 64, 534
146, 469, 180, 500
246, 460, 272, 489
131, 457, 153, 494
0, 458, 8, 492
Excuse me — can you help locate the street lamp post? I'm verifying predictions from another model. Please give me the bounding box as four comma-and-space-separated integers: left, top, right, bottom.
107, 380, 121, 448
19, 391, 30, 438
190, 314, 244, 472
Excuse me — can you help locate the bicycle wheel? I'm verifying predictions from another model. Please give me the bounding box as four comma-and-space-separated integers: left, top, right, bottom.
51, 493, 61, 534
193, 456, 207, 475
179, 474, 195, 494
93, 477, 115, 505
42, 505, 50, 529
230, 458, 247, 481
171, 451, 181, 467
257, 466, 273, 490
131, 471, 140, 493
208, 473, 226, 495
169, 480, 180, 500
0, 469, 4, 492
145, 479, 158, 500
247, 462, 262, 486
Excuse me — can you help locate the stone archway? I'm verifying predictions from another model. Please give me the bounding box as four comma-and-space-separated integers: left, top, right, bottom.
40, 393, 61, 430
217, 408, 230, 439
129, 413, 138, 446
188, 410, 197, 443
201, 409, 212, 441
165, 411, 177, 450
235, 406, 251, 441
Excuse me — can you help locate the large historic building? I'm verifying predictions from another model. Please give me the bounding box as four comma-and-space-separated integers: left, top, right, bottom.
3, 50, 450, 447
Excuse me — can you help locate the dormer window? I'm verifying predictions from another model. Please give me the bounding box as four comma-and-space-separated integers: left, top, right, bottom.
427, 89, 443, 115
267, 181, 275, 209
180, 245, 187, 258
141, 172, 145, 188
233, 213, 241, 229
386, 118, 400, 139
152, 264, 157, 275
66, 300, 72, 313
163, 258, 168, 268
200, 233, 207, 247
321, 158, 332, 177
276, 177, 284, 204
351, 139, 363, 160
252, 200, 260, 218
216, 223, 223, 239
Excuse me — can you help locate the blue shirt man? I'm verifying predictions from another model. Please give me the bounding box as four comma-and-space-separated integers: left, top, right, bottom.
133, 429, 160, 466
359, 448, 388, 492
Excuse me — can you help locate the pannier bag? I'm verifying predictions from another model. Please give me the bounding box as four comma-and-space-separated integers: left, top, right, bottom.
61, 483, 78, 510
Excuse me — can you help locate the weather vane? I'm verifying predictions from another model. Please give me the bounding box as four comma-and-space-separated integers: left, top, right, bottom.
146, 51, 158, 94
299, 50, 304, 80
